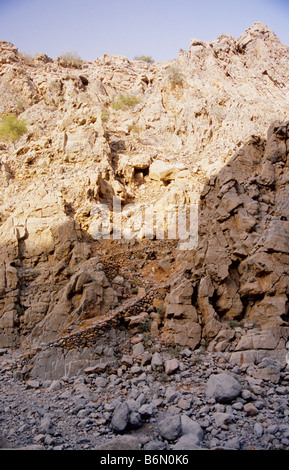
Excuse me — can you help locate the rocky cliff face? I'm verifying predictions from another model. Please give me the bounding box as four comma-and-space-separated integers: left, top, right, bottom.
162, 122, 289, 364
0, 22, 289, 373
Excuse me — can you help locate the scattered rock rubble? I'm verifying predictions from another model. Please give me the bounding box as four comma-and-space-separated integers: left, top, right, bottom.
1, 343, 289, 450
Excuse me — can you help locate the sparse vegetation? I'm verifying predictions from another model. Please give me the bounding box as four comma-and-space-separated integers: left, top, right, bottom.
167, 65, 183, 88
127, 123, 143, 134
138, 319, 152, 333
111, 94, 141, 111
142, 333, 153, 349
18, 51, 34, 66
228, 319, 241, 328
16, 304, 26, 315
156, 306, 165, 321
134, 55, 155, 64
166, 344, 182, 358
59, 51, 83, 69
16, 100, 25, 114
101, 109, 109, 122
0, 113, 28, 143
29, 270, 41, 279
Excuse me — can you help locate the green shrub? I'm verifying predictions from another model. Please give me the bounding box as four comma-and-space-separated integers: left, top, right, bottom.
0, 113, 27, 143
111, 94, 141, 111
138, 319, 152, 333
16, 304, 26, 314
167, 65, 183, 88
59, 51, 83, 68
17, 100, 25, 113
18, 51, 34, 66
101, 109, 109, 122
228, 319, 241, 329
134, 55, 155, 64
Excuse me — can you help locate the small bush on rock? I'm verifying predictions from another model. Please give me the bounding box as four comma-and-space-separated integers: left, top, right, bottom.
0, 113, 27, 143
167, 65, 183, 88
58, 51, 83, 69
111, 94, 141, 111
134, 55, 155, 64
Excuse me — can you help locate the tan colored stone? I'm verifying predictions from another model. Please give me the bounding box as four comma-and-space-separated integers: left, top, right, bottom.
164, 358, 179, 375
149, 160, 186, 182
165, 304, 198, 321
162, 319, 201, 349
166, 280, 194, 305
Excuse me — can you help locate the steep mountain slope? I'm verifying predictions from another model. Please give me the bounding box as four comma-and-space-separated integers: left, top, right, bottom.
0, 22, 289, 371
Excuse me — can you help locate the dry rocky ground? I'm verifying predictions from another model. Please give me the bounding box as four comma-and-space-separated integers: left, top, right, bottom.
0, 22, 289, 451
1, 343, 289, 451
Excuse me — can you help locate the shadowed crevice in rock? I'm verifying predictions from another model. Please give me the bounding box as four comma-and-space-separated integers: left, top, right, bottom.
162, 121, 289, 362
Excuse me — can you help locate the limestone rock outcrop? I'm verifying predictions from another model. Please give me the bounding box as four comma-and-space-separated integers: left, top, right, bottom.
0, 23, 289, 363
0, 182, 119, 349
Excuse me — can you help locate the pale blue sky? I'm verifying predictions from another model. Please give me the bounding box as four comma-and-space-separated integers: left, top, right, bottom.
0, 0, 289, 62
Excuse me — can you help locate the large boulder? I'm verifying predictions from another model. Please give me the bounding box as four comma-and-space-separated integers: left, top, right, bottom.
111, 402, 130, 433
149, 160, 187, 182
157, 413, 182, 441
205, 373, 242, 403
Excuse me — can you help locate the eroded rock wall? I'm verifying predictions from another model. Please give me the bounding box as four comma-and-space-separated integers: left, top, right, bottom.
0, 183, 120, 349
162, 121, 289, 361
1, 23, 289, 361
